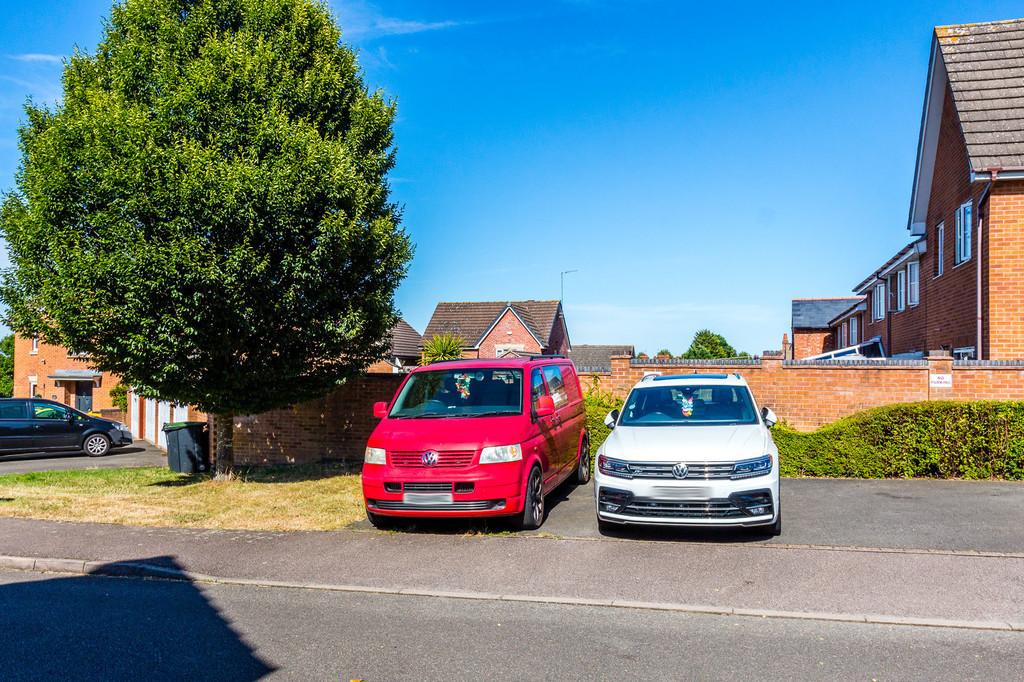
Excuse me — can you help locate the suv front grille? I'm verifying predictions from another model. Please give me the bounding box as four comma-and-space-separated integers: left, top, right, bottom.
391, 451, 475, 468
628, 461, 734, 480
622, 499, 747, 519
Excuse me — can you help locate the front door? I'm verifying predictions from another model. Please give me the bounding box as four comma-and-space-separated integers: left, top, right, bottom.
541, 365, 573, 476
74, 381, 93, 413
530, 368, 560, 485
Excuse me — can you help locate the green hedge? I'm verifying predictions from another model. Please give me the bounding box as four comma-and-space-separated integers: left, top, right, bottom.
775, 401, 1024, 480
584, 395, 1024, 480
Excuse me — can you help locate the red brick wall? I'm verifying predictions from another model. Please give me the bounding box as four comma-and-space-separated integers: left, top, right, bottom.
477, 309, 543, 358
545, 315, 570, 356
232, 374, 404, 465
985, 181, 1024, 359
792, 329, 834, 359
602, 355, 1024, 431
12, 334, 120, 411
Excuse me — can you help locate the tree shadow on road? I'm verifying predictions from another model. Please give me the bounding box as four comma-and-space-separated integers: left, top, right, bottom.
0, 556, 275, 681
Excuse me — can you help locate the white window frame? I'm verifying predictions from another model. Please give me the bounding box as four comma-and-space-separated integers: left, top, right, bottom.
873, 283, 886, 321
896, 270, 906, 311
850, 315, 859, 345
936, 222, 944, 276
840, 322, 848, 347
28, 381, 37, 398
907, 261, 920, 306
30, 335, 39, 354
955, 201, 972, 265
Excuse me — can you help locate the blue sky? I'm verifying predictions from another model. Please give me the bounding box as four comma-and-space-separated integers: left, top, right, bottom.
1, 1, 1022, 355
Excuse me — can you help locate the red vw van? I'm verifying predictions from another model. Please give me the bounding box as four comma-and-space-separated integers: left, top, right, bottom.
362, 357, 589, 529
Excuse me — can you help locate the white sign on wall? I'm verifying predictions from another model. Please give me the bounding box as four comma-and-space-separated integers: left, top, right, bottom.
929, 373, 953, 388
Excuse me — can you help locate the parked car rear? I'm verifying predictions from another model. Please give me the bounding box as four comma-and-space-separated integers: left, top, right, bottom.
0, 398, 133, 457
361, 357, 590, 529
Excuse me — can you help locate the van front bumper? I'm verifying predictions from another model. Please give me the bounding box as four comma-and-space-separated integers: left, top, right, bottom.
594, 468, 779, 527
362, 462, 525, 518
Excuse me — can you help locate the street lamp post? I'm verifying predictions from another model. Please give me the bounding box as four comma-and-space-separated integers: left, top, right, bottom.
560, 269, 578, 302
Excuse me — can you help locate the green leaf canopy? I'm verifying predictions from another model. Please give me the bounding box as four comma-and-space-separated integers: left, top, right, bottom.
0, 0, 413, 415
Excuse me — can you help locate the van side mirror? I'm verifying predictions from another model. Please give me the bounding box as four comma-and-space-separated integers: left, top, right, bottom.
373, 401, 389, 419
534, 395, 555, 418
604, 409, 619, 429
761, 406, 777, 428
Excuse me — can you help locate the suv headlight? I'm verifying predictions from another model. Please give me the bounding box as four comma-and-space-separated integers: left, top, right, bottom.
731, 455, 772, 479
479, 444, 522, 464
364, 447, 386, 465
597, 455, 632, 478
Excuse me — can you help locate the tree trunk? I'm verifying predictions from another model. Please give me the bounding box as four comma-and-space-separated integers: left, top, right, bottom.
214, 412, 235, 478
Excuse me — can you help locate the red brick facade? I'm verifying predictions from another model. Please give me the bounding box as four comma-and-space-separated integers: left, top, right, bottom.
792, 329, 835, 360
12, 335, 121, 414
597, 355, 1024, 432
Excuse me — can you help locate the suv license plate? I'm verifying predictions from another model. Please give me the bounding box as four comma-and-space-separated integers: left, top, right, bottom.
403, 492, 453, 506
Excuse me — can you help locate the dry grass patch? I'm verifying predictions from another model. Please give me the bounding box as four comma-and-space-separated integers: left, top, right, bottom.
0, 464, 366, 531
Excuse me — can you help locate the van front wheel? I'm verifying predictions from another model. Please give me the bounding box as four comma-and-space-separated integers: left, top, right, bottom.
513, 466, 544, 531
575, 438, 591, 485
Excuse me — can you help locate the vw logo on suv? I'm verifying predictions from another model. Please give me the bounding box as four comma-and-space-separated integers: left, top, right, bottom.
671, 462, 689, 479
421, 450, 439, 467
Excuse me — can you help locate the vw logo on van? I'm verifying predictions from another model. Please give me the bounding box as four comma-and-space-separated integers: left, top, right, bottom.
421, 450, 439, 467
671, 462, 689, 479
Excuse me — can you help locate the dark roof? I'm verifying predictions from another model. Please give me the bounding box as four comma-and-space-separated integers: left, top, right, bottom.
390, 319, 421, 359
791, 298, 864, 330
937, 19, 1024, 171
568, 344, 635, 372
852, 238, 925, 293
422, 300, 563, 348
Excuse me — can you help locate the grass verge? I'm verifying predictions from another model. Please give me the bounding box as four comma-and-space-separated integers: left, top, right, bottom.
0, 464, 365, 531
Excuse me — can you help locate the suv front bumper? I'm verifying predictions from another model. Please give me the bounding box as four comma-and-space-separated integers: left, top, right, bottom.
594, 468, 779, 527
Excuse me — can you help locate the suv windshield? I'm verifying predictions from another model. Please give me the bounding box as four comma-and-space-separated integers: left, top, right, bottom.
389, 368, 524, 418
619, 384, 758, 426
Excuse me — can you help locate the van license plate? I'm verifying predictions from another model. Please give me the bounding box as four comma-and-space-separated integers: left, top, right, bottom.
403, 492, 453, 506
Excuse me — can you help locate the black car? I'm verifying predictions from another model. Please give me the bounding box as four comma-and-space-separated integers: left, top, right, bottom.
0, 398, 133, 457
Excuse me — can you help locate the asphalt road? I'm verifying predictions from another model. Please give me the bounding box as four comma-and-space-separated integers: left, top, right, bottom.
0, 443, 165, 474
2, 570, 1022, 682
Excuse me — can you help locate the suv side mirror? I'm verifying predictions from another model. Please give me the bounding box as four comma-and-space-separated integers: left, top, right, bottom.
604, 409, 619, 429
534, 395, 555, 418
373, 401, 389, 419
761, 406, 777, 428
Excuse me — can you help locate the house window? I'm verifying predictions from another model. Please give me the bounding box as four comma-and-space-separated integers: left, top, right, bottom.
955, 201, 972, 265
936, 223, 944, 276
28, 381, 37, 398
30, 335, 39, 354
896, 270, 906, 311
840, 322, 848, 347
873, 283, 886, 321
907, 261, 920, 306
953, 346, 976, 361
850, 315, 859, 345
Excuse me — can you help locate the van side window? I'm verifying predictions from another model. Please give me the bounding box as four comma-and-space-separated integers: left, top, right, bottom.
530, 369, 548, 409
542, 366, 568, 407
561, 365, 581, 403
0, 401, 28, 419
33, 403, 69, 420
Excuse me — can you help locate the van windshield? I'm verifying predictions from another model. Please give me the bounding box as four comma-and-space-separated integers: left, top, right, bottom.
619, 384, 758, 426
389, 368, 524, 418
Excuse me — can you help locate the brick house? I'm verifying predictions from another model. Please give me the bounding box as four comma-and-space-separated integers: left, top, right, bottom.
366, 318, 422, 373
12, 335, 121, 415
790, 298, 864, 359
421, 300, 570, 358
798, 18, 1024, 360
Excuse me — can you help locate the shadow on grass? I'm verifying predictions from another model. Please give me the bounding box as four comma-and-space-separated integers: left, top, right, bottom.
2, 555, 274, 680
148, 461, 362, 488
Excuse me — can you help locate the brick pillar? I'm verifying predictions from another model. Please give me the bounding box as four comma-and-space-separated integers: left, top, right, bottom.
926, 349, 953, 401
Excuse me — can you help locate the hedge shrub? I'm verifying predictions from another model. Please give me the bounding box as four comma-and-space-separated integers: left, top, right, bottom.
775, 401, 1024, 480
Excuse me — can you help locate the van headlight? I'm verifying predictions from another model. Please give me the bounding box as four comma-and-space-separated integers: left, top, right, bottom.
364, 447, 386, 465
479, 444, 522, 464
731, 455, 772, 479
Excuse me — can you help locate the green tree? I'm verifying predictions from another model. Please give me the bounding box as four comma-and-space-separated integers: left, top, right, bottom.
0, 335, 13, 397
682, 329, 739, 360
420, 333, 465, 365
0, 0, 412, 474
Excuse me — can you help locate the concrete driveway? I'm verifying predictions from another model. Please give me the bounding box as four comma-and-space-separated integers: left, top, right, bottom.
0, 442, 166, 474
353, 476, 1024, 553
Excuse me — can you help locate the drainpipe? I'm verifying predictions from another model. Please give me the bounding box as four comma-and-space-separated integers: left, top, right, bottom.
977, 172, 995, 360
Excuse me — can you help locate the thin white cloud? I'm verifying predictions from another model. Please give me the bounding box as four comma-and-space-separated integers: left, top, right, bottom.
369, 18, 461, 37
9, 53, 63, 64
332, 0, 465, 40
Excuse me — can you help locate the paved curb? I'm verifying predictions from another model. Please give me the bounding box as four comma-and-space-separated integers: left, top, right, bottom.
2, 554, 1022, 633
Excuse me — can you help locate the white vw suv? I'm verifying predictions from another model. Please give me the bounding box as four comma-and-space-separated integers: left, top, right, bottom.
594, 373, 781, 534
